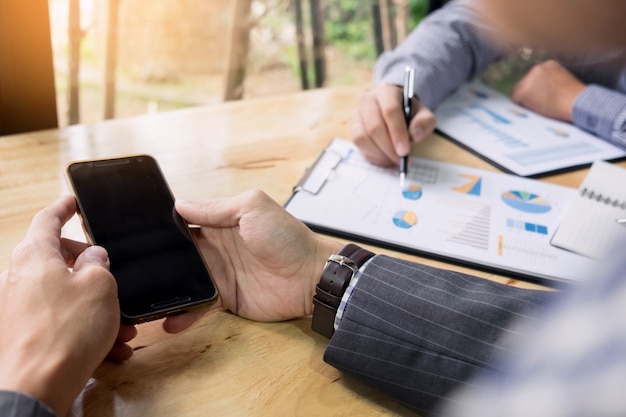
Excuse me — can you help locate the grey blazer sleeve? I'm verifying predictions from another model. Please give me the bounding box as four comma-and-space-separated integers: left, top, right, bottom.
323, 255, 558, 416
0, 391, 57, 417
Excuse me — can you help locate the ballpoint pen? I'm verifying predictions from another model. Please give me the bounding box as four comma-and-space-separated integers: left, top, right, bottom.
400, 65, 415, 186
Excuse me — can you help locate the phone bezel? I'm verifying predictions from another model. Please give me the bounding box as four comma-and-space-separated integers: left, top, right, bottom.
66, 154, 218, 324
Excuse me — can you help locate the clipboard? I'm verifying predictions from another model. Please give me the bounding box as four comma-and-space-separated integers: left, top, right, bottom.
284, 138, 598, 286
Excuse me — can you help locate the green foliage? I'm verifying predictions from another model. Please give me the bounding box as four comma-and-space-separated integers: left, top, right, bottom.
324, 0, 377, 60
409, 0, 429, 28
323, 0, 431, 61
284, 0, 434, 83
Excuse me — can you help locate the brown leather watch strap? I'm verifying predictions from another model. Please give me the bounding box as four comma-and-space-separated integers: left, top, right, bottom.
311, 243, 375, 338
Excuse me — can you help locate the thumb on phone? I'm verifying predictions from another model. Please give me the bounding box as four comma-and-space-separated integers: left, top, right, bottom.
73, 245, 110, 272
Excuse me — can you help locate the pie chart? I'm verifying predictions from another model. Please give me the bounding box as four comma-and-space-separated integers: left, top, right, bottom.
393, 210, 418, 229
402, 183, 423, 200
501, 190, 551, 214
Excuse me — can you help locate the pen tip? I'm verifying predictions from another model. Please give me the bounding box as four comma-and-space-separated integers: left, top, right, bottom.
400, 173, 406, 187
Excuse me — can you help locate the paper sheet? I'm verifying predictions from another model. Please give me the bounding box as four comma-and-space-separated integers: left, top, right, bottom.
286, 138, 598, 285
435, 81, 626, 177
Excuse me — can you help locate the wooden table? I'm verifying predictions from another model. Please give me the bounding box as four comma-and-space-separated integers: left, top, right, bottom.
0, 86, 615, 416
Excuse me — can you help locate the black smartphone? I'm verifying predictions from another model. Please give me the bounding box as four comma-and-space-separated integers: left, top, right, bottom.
66, 155, 218, 324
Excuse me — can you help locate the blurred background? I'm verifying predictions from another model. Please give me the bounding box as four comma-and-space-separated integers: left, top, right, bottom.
1, 0, 527, 134
48, 0, 432, 127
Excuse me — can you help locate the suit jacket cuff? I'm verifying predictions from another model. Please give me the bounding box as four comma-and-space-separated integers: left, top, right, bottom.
0, 390, 57, 417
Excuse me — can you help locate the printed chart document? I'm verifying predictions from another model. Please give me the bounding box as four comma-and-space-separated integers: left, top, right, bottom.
285, 138, 598, 285
551, 161, 626, 259
435, 81, 626, 177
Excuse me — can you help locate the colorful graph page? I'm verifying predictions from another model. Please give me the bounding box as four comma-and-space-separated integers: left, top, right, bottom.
435, 81, 626, 177
286, 138, 598, 285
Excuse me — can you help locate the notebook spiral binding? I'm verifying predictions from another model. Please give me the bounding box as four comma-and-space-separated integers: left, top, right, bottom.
581, 187, 626, 209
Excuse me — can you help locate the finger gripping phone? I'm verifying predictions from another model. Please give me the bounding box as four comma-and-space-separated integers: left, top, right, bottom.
66, 155, 218, 324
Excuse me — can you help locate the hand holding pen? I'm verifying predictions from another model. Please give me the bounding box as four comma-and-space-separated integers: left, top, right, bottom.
351, 68, 436, 169
400, 66, 415, 186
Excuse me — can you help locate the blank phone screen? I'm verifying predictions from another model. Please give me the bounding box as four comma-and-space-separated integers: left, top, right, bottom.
67, 156, 217, 322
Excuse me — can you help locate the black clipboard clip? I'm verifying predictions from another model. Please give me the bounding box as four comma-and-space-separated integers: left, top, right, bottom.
293, 147, 344, 195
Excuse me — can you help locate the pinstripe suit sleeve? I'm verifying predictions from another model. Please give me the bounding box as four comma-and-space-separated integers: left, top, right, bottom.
374, 0, 509, 109
323, 255, 558, 416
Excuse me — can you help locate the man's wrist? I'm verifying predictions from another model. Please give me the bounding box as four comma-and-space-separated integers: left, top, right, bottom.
0, 358, 72, 417
308, 239, 343, 314
0, 391, 57, 417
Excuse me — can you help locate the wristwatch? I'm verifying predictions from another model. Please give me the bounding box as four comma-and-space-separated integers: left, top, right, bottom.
311, 243, 375, 338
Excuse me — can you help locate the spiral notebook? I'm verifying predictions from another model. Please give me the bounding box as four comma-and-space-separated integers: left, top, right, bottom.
285, 138, 598, 285
551, 161, 626, 259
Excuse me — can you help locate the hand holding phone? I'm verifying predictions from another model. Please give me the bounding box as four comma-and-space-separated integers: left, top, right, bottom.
66, 155, 218, 324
